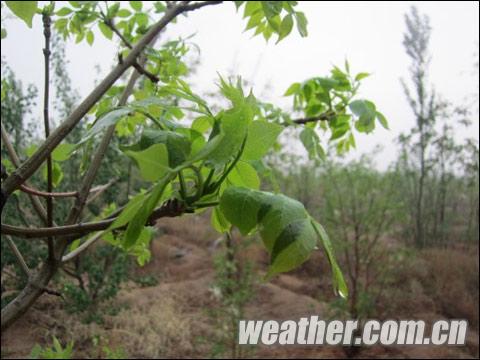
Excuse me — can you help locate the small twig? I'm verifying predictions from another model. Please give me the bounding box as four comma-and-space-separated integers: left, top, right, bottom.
19, 185, 78, 198
105, 19, 160, 83
61, 232, 103, 263
179, 1, 223, 12
85, 177, 119, 205
289, 110, 336, 125
5, 236, 30, 277
132, 61, 160, 83
104, 19, 133, 49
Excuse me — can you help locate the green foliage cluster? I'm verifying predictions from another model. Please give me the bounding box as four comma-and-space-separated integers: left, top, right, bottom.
1, 0, 392, 330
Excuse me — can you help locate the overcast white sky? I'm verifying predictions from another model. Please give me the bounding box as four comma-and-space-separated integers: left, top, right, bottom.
1, 1, 479, 169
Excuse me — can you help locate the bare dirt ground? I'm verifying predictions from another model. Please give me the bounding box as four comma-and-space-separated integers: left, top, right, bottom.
2, 215, 479, 358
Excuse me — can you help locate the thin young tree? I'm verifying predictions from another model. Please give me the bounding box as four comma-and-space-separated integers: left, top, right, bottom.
400, 6, 438, 248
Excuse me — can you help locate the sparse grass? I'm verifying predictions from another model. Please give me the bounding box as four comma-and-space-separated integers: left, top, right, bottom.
43, 290, 193, 358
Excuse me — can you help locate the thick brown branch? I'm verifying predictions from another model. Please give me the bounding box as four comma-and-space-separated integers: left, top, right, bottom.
1, 198, 188, 239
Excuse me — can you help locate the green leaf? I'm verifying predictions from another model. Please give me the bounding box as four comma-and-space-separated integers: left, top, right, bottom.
284, 82, 301, 96
242, 120, 283, 161
261, 1, 282, 20
117, 9, 132, 18
211, 206, 231, 233
295, 11, 308, 37
135, 13, 148, 27
52, 143, 75, 162
110, 193, 146, 230
122, 129, 192, 169
42, 162, 64, 188
354, 72, 370, 81
98, 22, 113, 40
349, 99, 376, 133
376, 111, 389, 130
300, 127, 325, 160
124, 174, 173, 248
86, 30, 94, 45
220, 187, 318, 277
205, 113, 248, 166
277, 14, 293, 42
243, 1, 261, 18
83, 107, 131, 142
124, 143, 170, 182
129, 1, 142, 11
56, 7, 72, 16
312, 221, 348, 298
129, 226, 154, 266
220, 186, 262, 235
349, 99, 376, 118
192, 115, 213, 133
5, 1, 38, 28
226, 161, 260, 189
330, 124, 350, 141
199, 78, 256, 166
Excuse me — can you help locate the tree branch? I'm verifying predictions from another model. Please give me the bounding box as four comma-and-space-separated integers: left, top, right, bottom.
289, 110, 336, 125
1, 198, 189, 239
104, 18, 132, 49
5, 236, 30, 277
42, 12, 54, 261
1, 0, 225, 332
19, 185, 78, 198
1, 3, 186, 198
179, 1, 223, 12
61, 232, 103, 263
1, 123, 49, 225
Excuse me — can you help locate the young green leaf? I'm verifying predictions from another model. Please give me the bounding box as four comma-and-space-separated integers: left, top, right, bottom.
220, 187, 316, 276
123, 174, 173, 248
277, 14, 293, 42
300, 127, 325, 160
51, 143, 75, 162
129, 1, 142, 11
110, 193, 147, 230
295, 11, 308, 37
226, 160, 260, 190
211, 206, 231, 233
98, 22, 113, 40
124, 144, 170, 182
312, 221, 348, 298
376, 111, 389, 130
122, 129, 192, 168
242, 120, 283, 161
5, 1, 38, 28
